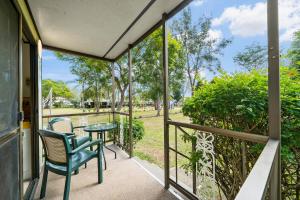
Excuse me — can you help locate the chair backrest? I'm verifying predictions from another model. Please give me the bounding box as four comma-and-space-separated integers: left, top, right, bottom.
48, 117, 73, 133
39, 129, 71, 164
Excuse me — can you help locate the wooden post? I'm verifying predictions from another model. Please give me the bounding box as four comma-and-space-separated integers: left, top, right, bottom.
267, 0, 281, 199
111, 62, 116, 121
111, 62, 116, 144
162, 13, 170, 189
128, 47, 133, 158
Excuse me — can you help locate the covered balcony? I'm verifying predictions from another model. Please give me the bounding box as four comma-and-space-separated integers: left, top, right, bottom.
0, 0, 284, 200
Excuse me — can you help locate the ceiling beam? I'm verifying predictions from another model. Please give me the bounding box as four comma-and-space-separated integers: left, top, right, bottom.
103, 0, 157, 58
114, 0, 193, 61
44, 45, 115, 62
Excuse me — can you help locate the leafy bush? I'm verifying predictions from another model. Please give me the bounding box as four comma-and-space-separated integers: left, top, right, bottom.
182, 67, 300, 199
114, 118, 145, 150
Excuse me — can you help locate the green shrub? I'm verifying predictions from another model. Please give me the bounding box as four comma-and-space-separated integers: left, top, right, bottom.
114, 118, 145, 150
182, 67, 300, 200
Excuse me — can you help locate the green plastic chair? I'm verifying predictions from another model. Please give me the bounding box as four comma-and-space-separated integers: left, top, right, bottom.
48, 117, 90, 147
39, 129, 103, 200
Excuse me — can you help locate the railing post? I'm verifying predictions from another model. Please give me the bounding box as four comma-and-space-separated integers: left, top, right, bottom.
128, 46, 133, 158
111, 62, 116, 144
192, 139, 197, 194
267, 0, 281, 199
162, 13, 170, 189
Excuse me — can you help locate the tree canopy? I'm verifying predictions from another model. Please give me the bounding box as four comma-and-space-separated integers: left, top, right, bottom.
133, 28, 185, 115
55, 53, 111, 111
287, 30, 300, 70
171, 8, 231, 94
42, 79, 73, 99
233, 43, 267, 71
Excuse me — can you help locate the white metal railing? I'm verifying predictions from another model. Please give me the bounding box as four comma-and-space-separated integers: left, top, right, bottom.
235, 139, 280, 200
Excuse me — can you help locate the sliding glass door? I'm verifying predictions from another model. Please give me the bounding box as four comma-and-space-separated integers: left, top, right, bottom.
0, 0, 21, 199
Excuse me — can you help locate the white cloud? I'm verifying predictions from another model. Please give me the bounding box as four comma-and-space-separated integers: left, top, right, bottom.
212, 2, 267, 37
192, 0, 204, 7
212, 0, 300, 42
208, 29, 223, 42
278, 0, 300, 42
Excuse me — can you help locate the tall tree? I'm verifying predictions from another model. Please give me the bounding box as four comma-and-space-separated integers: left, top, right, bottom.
133, 28, 185, 116
42, 79, 73, 99
55, 53, 132, 111
114, 56, 129, 111
233, 43, 268, 71
287, 30, 300, 70
171, 8, 231, 94
55, 53, 110, 112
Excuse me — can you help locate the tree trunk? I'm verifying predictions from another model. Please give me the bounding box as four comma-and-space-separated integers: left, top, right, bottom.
117, 89, 125, 111
241, 141, 247, 180
95, 81, 100, 112
81, 82, 85, 112
155, 99, 161, 116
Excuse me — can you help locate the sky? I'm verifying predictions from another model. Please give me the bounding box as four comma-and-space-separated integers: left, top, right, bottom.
42, 0, 300, 89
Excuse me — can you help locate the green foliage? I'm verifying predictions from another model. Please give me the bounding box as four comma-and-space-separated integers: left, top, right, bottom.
55, 53, 111, 111
133, 28, 186, 113
183, 67, 300, 199
183, 70, 268, 133
42, 79, 73, 99
171, 8, 232, 93
233, 43, 268, 71
115, 118, 145, 150
287, 30, 300, 70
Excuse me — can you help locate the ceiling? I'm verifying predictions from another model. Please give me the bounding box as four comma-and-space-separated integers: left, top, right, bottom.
27, 0, 187, 61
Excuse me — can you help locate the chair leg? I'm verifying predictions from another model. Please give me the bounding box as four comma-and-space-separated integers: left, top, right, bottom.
63, 173, 72, 200
97, 144, 103, 184
40, 167, 48, 199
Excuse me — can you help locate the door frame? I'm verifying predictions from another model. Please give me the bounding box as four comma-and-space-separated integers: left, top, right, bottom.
12, 0, 41, 198
21, 21, 41, 200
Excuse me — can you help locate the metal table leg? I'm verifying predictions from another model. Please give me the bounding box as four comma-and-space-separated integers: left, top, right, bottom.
103, 131, 117, 159
98, 131, 107, 170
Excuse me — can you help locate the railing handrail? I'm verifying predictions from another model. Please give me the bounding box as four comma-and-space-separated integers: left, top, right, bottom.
42, 111, 130, 118
42, 111, 112, 118
235, 139, 279, 200
167, 120, 269, 144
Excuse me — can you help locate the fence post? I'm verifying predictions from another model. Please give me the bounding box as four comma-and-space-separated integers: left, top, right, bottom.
111, 62, 116, 144
162, 13, 170, 189
128, 46, 133, 158
267, 0, 281, 199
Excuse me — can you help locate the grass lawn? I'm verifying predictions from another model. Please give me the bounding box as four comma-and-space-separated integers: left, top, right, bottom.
134, 112, 191, 168
43, 107, 192, 169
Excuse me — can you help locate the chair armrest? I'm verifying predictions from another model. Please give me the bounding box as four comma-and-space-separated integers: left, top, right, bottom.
64, 133, 76, 139
69, 139, 102, 155
73, 125, 86, 130
64, 132, 75, 136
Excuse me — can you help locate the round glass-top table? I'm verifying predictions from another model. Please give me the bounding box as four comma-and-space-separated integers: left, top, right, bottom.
84, 123, 118, 169
84, 123, 117, 133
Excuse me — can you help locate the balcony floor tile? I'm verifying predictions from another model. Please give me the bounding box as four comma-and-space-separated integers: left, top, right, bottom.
35, 145, 178, 200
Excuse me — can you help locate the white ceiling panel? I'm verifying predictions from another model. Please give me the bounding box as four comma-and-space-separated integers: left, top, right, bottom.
27, 0, 186, 60
106, 0, 183, 59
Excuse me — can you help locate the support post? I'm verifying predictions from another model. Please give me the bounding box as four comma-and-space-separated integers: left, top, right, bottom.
162, 13, 170, 189
128, 47, 133, 158
111, 62, 116, 121
111, 62, 116, 144
267, 0, 281, 199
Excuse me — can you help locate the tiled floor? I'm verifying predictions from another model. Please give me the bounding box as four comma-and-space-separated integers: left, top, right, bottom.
35, 146, 178, 200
